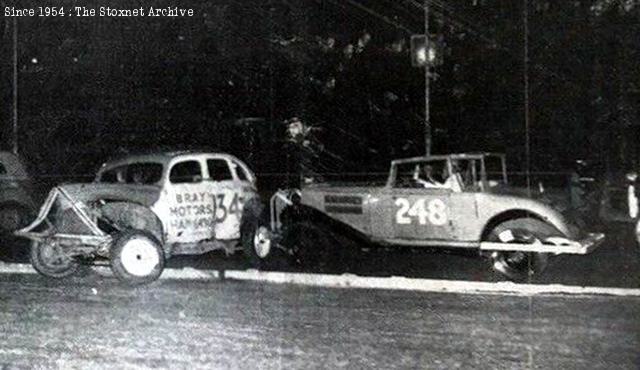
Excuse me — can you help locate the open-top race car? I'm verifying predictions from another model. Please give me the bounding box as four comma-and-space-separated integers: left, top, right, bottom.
241, 153, 605, 280
16, 151, 258, 284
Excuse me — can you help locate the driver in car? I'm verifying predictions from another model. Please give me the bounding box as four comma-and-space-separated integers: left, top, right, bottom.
415, 164, 445, 188
443, 161, 464, 192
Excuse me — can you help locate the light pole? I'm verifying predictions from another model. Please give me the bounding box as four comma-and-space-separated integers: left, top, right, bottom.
424, 0, 431, 156
12, 17, 18, 154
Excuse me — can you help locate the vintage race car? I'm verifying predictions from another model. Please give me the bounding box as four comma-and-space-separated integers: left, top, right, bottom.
16, 151, 258, 284
0, 152, 37, 260
241, 153, 605, 280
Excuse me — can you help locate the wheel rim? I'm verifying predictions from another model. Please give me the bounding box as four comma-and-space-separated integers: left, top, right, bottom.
37, 241, 73, 271
253, 226, 272, 259
119, 237, 160, 277
491, 229, 540, 278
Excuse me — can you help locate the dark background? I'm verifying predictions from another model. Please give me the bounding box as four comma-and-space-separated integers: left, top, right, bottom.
1, 0, 639, 186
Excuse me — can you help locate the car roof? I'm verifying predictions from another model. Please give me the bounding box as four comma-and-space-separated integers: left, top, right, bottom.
98, 151, 242, 171
391, 152, 505, 165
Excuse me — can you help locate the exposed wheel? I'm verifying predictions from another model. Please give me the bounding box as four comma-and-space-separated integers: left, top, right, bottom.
30, 239, 79, 278
242, 220, 277, 267
110, 230, 164, 285
490, 229, 549, 281
487, 218, 558, 281
240, 198, 284, 269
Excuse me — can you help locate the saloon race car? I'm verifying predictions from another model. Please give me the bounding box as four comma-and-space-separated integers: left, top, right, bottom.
242, 153, 605, 280
16, 151, 258, 284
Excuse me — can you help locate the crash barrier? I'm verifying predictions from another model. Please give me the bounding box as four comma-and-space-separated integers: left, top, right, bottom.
1, 262, 639, 297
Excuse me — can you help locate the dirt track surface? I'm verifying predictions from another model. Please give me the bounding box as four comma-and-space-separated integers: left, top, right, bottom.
0, 274, 638, 369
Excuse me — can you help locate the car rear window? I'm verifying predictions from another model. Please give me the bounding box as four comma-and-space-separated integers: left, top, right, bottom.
207, 159, 233, 181
170, 160, 202, 183
100, 163, 163, 185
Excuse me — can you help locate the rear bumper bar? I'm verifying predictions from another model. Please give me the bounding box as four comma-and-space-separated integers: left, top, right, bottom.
479, 232, 606, 255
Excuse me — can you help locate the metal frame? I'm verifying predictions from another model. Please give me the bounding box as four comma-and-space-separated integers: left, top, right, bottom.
15, 187, 111, 247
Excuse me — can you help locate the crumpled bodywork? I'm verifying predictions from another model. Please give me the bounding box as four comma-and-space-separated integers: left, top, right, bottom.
55, 183, 161, 208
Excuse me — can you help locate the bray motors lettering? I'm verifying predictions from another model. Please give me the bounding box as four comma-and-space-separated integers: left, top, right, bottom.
169, 191, 243, 230
395, 198, 447, 226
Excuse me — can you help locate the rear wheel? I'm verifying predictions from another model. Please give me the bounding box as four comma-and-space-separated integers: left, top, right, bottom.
110, 230, 164, 285
30, 239, 79, 278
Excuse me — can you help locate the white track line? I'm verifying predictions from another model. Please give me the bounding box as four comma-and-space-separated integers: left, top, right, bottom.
1, 262, 639, 297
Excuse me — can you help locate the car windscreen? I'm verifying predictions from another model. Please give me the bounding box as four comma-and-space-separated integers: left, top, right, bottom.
99, 163, 163, 185
394, 160, 447, 188
485, 155, 506, 185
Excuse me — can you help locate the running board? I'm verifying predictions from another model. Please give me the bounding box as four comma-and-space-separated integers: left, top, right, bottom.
480, 232, 605, 255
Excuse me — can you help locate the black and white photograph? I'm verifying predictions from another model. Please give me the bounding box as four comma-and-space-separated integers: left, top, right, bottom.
0, 0, 639, 368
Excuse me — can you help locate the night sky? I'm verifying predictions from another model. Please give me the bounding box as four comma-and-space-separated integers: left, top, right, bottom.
1, 0, 639, 186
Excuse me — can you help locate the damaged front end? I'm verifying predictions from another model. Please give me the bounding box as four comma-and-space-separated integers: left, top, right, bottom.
15, 186, 112, 258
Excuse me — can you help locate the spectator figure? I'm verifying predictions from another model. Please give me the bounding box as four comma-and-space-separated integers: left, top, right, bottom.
627, 171, 638, 219
356, 31, 371, 54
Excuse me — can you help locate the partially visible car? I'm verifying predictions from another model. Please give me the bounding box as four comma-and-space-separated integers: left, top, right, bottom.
598, 170, 639, 245
0, 151, 36, 259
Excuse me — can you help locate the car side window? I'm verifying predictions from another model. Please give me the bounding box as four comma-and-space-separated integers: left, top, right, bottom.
207, 159, 233, 181
100, 165, 126, 183
170, 161, 202, 184
126, 163, 163, 184
0, 163, 6, 175
232, 161, 249, 181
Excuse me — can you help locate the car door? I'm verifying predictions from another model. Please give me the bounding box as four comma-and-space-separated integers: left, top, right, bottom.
206, 157, 250, 240
161, 158, 213, 244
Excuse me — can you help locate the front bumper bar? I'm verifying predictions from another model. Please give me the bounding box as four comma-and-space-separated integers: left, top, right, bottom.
479, 232, 606, 255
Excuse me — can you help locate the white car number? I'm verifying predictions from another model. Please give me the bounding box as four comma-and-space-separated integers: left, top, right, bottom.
395, 198, 447, 226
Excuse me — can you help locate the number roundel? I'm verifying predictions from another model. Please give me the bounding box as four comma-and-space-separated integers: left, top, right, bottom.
395, 198, 448, 226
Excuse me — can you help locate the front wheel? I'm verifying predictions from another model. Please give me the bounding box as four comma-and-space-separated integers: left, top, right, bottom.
30, 239, 79, 278
488, 228, 549, 281
242, 221, 277, 267
110, 230, 164, 285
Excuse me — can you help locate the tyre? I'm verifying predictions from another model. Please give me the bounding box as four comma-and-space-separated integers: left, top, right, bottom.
241, 219, 277, 268
110, 230, 164, 285
30, 239, 79, 278
487, 218, 558, 281
240, 199, 281, 268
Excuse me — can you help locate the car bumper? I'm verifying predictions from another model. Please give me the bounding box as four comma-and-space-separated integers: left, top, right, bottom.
479, 232, 606, 255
